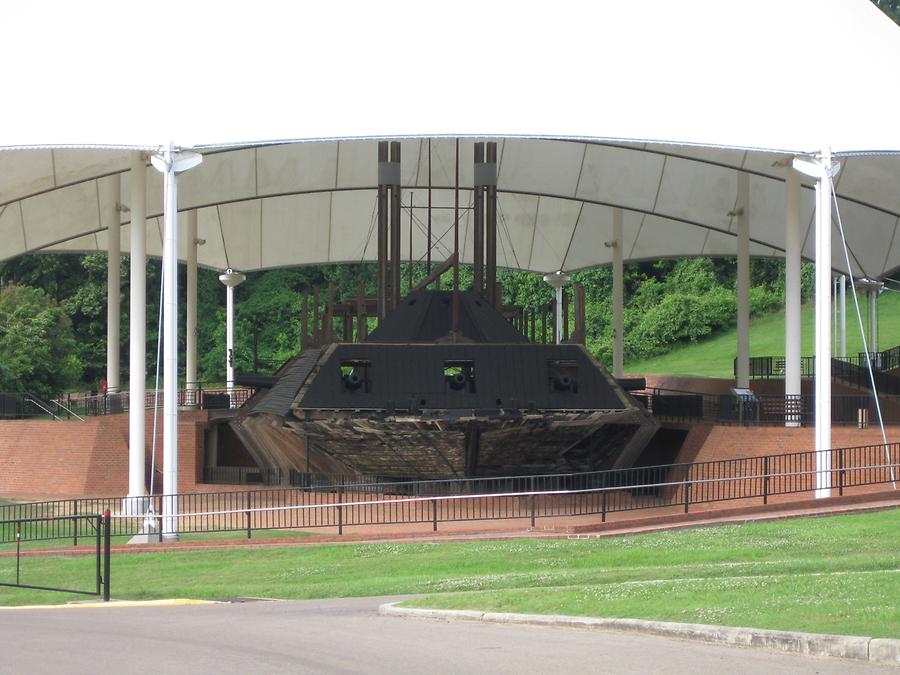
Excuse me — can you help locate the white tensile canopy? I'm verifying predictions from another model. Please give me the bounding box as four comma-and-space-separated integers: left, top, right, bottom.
1, 0, 897, 513
1, 0, 899, 277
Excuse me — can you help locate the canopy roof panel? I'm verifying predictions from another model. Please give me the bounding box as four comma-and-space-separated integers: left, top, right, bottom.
1, 138, 898, 278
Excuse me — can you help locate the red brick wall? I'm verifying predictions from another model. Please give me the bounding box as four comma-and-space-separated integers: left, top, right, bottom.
0, 410, 210, 500
674, 424, 900, 464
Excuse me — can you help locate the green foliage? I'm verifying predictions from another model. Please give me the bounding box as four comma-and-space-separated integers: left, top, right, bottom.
0, 284, 80, 396
1, 250, 821, 387
872, 0, 900, 24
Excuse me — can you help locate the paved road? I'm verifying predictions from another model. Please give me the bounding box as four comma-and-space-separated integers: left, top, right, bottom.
0, 597, 892, 674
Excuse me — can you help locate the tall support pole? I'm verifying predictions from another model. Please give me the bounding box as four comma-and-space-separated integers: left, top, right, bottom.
127, 154, 147, 507
473, 142, 485, 293
485, 142, 498, 307
161, 153, 178, 536
106, 174, 121, 394
377, 141, 389, 319
452, 138, 460, 335
185, 210, 198, 400
869, 285, 879, 355
612, 207, 624, 378
793, 150, 840, 498
807, 150, 835, 498
390, 141, 402, 310
735, 172, 751, 389
839, 275, 846, 358
408, 192, 414, 292
427, 139, 432, 275
833, 276, 839, 353
150, 146, 202, 538
784, 168, 802, 427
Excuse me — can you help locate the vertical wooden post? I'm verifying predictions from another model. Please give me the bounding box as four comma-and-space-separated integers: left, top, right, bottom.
473, 142, 485, 293
573, 283, 586, 345
485, 142, 498, 306
377, 141, 389, 319
390, 141, 402, 310
312, 286, 320, 346
325, 284, 335, 343
300, 292, 309, 350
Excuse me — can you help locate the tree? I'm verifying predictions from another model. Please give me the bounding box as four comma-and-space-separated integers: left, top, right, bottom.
872, 0, 900, 25
0, 284, 81, 396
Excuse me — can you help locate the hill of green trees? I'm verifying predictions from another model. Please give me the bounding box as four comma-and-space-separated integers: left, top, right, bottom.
1, 253, 819, 395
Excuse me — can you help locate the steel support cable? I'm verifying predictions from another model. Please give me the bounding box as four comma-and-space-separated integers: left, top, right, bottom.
830, 175, 896, 488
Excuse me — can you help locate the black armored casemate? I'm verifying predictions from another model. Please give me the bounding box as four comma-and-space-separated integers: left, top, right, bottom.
233, 289, 656, 479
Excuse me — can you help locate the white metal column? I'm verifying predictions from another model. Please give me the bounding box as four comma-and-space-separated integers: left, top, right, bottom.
185, 210, 198, 404
612, 208, 624, 379
735, 172, 750, 389
151, 146, 202, 538
869, 285, 879, 355
833, 276, 839, 352
784, 168, 802, 427
127, 154, 147, 507
794, 150, 837, 499
106, 174, 121, 394
839, 275, 846, 358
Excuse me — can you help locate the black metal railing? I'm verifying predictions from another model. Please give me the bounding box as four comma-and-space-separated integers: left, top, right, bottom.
0, 385, 255, 420
634, 387, 896, 426
0, 512, 110, 601
742, 344, 900, 385
3, 443, 896, 544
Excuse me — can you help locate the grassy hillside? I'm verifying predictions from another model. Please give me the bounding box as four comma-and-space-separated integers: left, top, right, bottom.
625, 289, 900, 378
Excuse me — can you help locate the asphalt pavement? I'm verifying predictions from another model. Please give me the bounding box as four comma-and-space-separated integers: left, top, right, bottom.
0, 596, 894, 674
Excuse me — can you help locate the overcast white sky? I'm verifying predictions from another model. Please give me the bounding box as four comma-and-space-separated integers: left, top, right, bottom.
2, 0, 899, 153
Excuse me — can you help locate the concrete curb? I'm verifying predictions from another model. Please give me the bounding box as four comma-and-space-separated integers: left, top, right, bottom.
378, 603, 900, 666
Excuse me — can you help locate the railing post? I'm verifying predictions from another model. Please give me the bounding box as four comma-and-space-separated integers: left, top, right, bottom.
431, 498, 437, 532
838, 446, 845, 496
763, 455, 769, 505
683, 467, 691, 514
15, 522, 20, 586
601, 490, 607, 523
530, 493, 536, 528
338, 485, 344, 535
95, 514, 101, 596
102, 510, 111, 602
72, 499, 78, 547
245, 492, 252, 539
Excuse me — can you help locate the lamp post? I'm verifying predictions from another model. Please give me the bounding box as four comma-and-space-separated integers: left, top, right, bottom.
219, 268, 246, 406
543, 271, 570, 344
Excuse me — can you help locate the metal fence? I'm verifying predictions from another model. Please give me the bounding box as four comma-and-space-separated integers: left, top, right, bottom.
2, 442, 896, 544
0, 512, 110, 601
742, 347, 900, 391
633, 388, 898, 426
0, 386, 255, 420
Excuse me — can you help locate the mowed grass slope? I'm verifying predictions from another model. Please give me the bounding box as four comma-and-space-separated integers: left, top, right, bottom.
1, 510, 898, 637
625, 290, 900, 378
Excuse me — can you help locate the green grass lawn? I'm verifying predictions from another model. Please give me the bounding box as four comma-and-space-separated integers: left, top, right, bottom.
1, 510, 897, 637
625, 290, 900, 378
